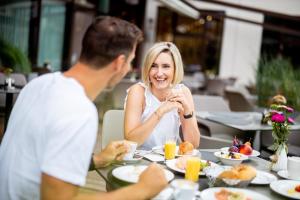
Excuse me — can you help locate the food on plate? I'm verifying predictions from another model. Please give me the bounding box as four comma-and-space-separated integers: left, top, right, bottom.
175, 156, 211, 170
288, 184, 300, 195
229, 137, 253, 155
218, 164, 256, 181
296, 185, 300, 192
178, 141, 194, 155
220, 152, 242, 159
215, 188, 251, 200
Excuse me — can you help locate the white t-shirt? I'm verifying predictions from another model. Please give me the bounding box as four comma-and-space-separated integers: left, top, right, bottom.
0, 72, 98, 200
125, 82, 181, 150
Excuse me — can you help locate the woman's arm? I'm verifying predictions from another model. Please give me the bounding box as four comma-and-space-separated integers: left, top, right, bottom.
169, 86, 200, 148
124, 84, 183, 146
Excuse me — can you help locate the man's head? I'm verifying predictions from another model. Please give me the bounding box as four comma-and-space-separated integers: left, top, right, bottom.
80, 16, 143, 69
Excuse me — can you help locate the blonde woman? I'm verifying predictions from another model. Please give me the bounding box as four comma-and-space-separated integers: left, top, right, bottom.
124, 42, 200, 150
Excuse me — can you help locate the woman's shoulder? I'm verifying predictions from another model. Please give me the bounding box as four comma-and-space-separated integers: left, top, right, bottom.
127, 82, 146, 97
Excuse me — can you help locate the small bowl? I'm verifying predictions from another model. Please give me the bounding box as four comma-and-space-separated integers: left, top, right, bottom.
204, 165, 254, 188
214, 151, 248, 166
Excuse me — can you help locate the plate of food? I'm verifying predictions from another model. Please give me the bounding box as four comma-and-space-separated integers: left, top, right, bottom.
112, 165, 174, 183
251, 170, 277, 185
205, 164, 256, 187
270, 180, 300, 199
221, 137, 260, 157
165, 156, 218, 176
152, 141, 199, 157
214, 151, 248, 166
201, 187, 271, 200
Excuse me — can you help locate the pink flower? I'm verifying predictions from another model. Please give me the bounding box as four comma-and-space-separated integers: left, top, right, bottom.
285, 106, 294, 113
288, 117, 295, 124
271, 113, 285, 123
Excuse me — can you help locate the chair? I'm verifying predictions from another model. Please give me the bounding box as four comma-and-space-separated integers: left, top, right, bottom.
224, 86, 256, 112
111, 79, 136, 109
205, 78, 227, 97
101, 110, 125, 149
192, 95, 238, 148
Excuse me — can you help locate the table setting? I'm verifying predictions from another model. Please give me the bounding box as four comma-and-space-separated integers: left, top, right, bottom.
96, 139, 300, 200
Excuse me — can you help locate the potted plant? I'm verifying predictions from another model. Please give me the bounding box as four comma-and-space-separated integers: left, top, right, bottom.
256, 57, 300, 111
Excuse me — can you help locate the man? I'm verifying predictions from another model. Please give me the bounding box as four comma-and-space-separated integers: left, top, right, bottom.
0, 16, 167, 200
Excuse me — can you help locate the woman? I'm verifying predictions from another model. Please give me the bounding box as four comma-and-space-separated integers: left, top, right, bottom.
124, 42, 200, 150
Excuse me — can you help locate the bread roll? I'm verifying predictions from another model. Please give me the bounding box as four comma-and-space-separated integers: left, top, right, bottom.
218, 164, 256, 180
179, 141, 194, 155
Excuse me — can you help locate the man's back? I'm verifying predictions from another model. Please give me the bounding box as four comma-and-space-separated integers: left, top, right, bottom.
0, 72, 98, 200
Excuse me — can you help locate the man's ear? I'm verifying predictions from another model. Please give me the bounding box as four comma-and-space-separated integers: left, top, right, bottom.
113, 54, 126, 72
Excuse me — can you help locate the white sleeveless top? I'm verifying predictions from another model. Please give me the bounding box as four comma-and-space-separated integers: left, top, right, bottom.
125, 82, 182, 150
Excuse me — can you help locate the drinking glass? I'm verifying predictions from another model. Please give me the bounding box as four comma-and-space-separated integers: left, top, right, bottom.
185, 157, 201, 182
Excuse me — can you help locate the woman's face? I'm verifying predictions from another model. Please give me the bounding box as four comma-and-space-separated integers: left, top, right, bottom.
149, 52, 175, 90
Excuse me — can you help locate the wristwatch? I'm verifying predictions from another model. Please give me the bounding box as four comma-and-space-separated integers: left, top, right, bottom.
183, 111, 193, 119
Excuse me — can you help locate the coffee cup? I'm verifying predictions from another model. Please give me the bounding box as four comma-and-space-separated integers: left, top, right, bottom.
287, 156, 300, 180
170, 179, 199, 200
123, 141, 138, 160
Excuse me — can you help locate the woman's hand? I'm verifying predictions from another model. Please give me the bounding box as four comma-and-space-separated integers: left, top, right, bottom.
157, 100, 183, 117
166, 89, 192, 115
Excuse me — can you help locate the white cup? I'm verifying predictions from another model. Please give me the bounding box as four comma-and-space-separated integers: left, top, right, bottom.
123, 142, 138, 160
170, 179, 199, 200
287, 156, 300, 180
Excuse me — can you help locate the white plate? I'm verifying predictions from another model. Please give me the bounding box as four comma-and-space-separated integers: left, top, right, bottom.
270, 180, 300, 199
251, 170, 278, 185
278, 170, 300, 181
165, 159, 218, 176
221, 147, 260, 157
152, 145, 199, 157
201, 187, 271, 200
112, 165, 174, 183
122, 156, 143, 163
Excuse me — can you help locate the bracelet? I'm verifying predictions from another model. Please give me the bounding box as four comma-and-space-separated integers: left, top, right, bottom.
154, 110, 161, 120
183, 111, 193, 119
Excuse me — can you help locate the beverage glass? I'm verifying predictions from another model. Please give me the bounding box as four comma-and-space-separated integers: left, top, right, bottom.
123, 141, 138, 160
170, 179, 199, 200
185, 157, 201, 182
165, 140, 176, 160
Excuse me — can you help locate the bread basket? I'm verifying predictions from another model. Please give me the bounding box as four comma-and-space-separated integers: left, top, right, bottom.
204, 165, 255, 188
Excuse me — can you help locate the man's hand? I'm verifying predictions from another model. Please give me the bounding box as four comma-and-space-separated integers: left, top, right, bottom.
93, 141, 129, 168
136, 163, 168, 199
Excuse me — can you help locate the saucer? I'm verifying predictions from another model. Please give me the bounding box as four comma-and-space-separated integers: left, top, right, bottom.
277, 170, 300, 181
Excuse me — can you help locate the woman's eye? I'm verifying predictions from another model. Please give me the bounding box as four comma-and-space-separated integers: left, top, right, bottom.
151, 64, 158, 68
163, 64, 170, 68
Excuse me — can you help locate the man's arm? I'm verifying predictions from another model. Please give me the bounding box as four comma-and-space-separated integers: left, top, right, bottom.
41, 163, 167, 200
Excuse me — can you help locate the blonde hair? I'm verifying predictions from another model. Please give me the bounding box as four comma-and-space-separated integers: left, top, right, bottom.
141, 42, 184, 86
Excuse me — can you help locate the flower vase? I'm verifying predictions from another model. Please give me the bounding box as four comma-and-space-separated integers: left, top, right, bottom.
271, 144, 288, 172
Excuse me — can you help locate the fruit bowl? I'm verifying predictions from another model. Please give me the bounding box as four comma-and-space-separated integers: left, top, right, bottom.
214, 151, 248, 166
204, 165, 255, 188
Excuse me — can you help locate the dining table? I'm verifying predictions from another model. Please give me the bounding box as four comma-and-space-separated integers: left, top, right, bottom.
195, 111, 300, 150
95, 149, 295, 200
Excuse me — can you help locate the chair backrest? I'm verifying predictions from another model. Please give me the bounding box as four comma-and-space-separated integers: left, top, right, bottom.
224, 88, 254, 111
101, 110, 125, 149
111, 80, 136, 109
205, 78, 227, 96
10, 73, 27, 87
192, 95, 230, 112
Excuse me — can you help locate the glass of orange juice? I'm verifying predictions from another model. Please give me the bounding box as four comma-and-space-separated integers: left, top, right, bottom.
164, 136, 177, 160
185, 157, 201, 182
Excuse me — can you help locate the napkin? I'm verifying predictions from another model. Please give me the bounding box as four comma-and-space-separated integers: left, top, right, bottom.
152, 187, 173, 200
143, 153, 165, 162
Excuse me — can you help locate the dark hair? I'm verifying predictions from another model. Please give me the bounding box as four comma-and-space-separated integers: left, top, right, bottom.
79, 16, 143, 68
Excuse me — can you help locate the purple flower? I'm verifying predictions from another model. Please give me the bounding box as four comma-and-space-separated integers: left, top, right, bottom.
288, 117, 295, 124
271, 113, 285, 123
285, 106, 294, 113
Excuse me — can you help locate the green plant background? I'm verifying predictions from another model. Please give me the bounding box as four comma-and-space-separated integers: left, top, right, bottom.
256, 57, 300, 111
0, 37, 31, 74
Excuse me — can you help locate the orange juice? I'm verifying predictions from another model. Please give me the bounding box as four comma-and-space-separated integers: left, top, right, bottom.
164, 141, 176, 160
185, 157, 201, 182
